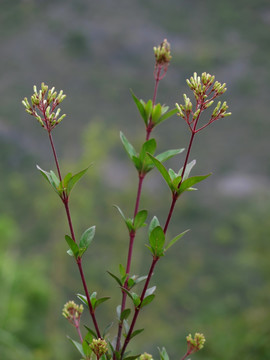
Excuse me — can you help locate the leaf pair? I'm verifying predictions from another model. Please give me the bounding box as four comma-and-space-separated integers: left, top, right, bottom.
114, 206, 148, 233
147, 217, 189, 257
77, 292, 110, 311
121, 286, 156, 309
37, 165, 90, 198
147, 154, 211, 196
65, 226, 95, 259
131, 90, 178, 127
120, 132, 184, 176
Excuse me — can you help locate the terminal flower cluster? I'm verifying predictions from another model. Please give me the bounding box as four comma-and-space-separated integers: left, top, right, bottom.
22, 82, 66, 132
176, 72, 231, 133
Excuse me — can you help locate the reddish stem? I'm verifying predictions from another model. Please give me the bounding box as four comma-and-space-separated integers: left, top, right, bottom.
47, 131, 101, 338
120, 257, 159, 358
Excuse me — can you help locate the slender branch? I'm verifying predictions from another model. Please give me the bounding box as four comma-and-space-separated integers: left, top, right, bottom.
120, 257, 159, 358
48, 132, 63, 182
115, 64, 163, 356
47, 132, 101, 338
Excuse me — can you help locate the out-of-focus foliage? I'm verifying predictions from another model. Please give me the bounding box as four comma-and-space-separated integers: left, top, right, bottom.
1, 0, 270, 359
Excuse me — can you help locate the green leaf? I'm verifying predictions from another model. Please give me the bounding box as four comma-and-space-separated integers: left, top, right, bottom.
131, 292, 141, 307
180, 159, 196, 181
147, 154, 174, 191
120, 131, 138, 161
123, 356, 141, 360
79, 226, 95, 249
113, 205, 135, 232
130, 90, 147, 124
158, 347, 170, 360
82, 331, 93, 357
65, 235, 79, 259
114, 205, 134, 232
139, 139, 157, 173
148, 216, 160, 237
134, 210, 148, 230
67, 166, 91, 196
90, 291, 97, 308
50, 170, 60, 188
144, 99, 153, 121
36, 165, 60, 194
178, 174, 211, 194
94, 296, 110, 309
130, 328, 144, 340
120, 308, 131, 321
107, 271, 122, 286
67, 336, 85, 357
164, 230, 190, 251
77, 293, 89, 307
156, 148, 185, 163
141, 294, 155, 308
119, 264, 126, 278
152, 103, 162, 124
149, 226, 165, 256
155, 107, 178, 125
84, 326, 97, 339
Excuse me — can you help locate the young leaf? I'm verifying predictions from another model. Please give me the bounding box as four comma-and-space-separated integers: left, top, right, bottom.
129, 328, 144, 340
178, 174, 211, 194
90, 291, 97, 308
77, 293, 89, 307
120, 132, 138, 161
158, 347, 170, 360
149, 226, 165, 256
147, 154, 174, 192
36, 165, 60, 194
164, 229, 190, 251
156, 148, 185, 163
151, 103, 162, 124
114, 205, 134, 233
67, 166, 91, 196
79, 226, 95, 249
141, 294, 155, 308
65, 235, 79, 259
148, 216, 160, 237
119, 264, 126, 278
179, 159, 196, 180
94, 296, 110, 309
120, 308, 131, 321
84, 326, 97, 339
107, 271, 122, 286
131, 292, 141, 307
155, 107, 178, 125
82, 331, 93, 357
130, 90, 147, 124
67, 336, 85, 357
134, 275, 148, 285
134, 210, 148, 230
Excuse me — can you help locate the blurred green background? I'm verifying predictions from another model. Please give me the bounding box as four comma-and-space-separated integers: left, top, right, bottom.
1, 0, 270, 359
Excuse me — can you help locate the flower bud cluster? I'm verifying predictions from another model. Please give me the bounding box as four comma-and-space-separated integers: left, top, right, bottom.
22, 82, 66, 132
62, 301, 83, 326
90, 338, 108, 357
176, 72, 231, 133
186, 332, 206, 354
153, 39, 172, 66
139, 352, 153, 360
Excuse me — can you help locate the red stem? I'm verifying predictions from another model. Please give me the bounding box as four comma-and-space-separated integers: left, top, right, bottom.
115, 65, 163, 357
47, 131, 101, 338
120, 257, 159, 358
